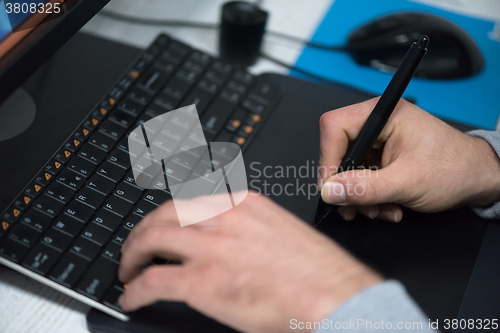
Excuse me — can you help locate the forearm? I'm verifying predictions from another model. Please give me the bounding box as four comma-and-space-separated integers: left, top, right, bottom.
314, 281, 436, 332
467, 130, 500, 219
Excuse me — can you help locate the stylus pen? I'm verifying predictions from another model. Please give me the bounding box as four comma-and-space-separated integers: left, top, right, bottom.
314, 35, 429, 227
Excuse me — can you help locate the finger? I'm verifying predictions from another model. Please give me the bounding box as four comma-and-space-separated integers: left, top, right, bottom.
318, 98, 404, 187
119, 265, 190, 312
321, 164, 408, 207
337, 206, 357, 221
377, 204, 403, 223
119, 226, 206, 283
358, 205, 380, 220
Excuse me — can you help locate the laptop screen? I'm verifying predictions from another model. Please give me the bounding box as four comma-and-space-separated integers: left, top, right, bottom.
0, 0, 56, 60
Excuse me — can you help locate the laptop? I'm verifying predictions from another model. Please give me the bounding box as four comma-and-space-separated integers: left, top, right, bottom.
0, 1, 497, 331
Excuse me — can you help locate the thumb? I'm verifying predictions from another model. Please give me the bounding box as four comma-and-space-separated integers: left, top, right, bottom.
321, 167, 404, 206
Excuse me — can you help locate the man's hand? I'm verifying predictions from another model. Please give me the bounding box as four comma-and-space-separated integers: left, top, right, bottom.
319, 98, 500, 222
118, 193, 381, 333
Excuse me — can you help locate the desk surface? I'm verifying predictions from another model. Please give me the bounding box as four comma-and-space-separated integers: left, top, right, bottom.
1, 0, 498, 332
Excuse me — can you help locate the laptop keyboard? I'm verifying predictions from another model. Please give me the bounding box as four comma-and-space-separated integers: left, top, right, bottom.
0, 34, 282, 320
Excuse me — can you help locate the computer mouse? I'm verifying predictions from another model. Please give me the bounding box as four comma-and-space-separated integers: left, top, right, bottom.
347, 12, 484, 79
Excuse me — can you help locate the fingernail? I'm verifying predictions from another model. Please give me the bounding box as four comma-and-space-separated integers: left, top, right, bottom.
321, 182, 346, 204
393, 212, 400, 223
380, 210, 400, 223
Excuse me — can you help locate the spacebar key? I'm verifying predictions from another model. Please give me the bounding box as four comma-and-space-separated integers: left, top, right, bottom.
76, 256, 119, 301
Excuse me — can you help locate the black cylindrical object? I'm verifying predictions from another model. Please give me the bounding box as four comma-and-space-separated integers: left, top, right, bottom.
219, 1, 268, 67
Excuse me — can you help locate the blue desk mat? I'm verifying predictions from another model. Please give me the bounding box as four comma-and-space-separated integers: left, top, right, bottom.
292, 0, 500, 129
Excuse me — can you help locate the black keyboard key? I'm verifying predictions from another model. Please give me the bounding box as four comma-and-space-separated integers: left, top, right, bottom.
97, 161, 127, 182
163, 77, 192, 100
123, 214, 142, 231
89, 131, 116, 153
104, 196, 133, 218
99, 120, 126, 140
168, 41, 190, 57
138, 69, 170, 94
67, 156, 97, 177
211, 61, 233, 75
241, 98, 265, 114
22, 243, 61, 276
143, 190, 172, 206
24, 181, 44, 198
204, 70, 227, 85
9, 223, 40, 247
21, 209, 52, 232
226, 80, 247, 94
33, 195, 64, 218
71, 236, 101, 261
103, 286, 125, 312
82, 223, 112, 246
133, 200, 157, 217
107, 149, 130, 169
116, 137, 129, 153
113, 183, 143, 204
76, 187, 106, 209
78, 144, 107, 165
54, 148, 73, 164
189, 50, 213, 66
215, 130, 235, 143
2, 206, 22, 223
34, 171, 54, 186
117, 98, 144, 117
109, 109, 137, 129
250, 80, 278, 103
42, 228, 73, 252
83, 116, 101, 131
49, 252, 91, 288
0, 238, 29, 262
226, 108, 249, 132
180, 87, 215, 115
197, 78, 221, 94
76, 257, 119, 301
220, 89, 242, 104
153, 58, 178, 75
154, 92, 179, 111
112, 227, 131, 246
93, 209, 123, 232
57, 169, 85, 191
0, 220, 11, 237
123, 170, 140, 188
128, 87, 153, 105
74, 126, 92, 141
64, 201, 94, 222
201, 98, 237, 135
63, 136, 83, 152
86, 174, 116, 196
45, 159, 64, 175
13, 194, 33, 211
53, 214, 84, 237
233, 70, 254, 85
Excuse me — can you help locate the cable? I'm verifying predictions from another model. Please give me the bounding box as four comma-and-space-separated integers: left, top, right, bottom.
259, 52, 340, 85
97, 10, 349, 52
98, 9, 347, 83
98, 10, 219, 29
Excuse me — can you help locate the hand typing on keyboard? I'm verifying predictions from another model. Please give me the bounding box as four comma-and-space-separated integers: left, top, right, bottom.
117, 192, 381, 333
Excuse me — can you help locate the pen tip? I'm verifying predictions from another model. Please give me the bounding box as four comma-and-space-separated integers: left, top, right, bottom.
417, 35, 429, 49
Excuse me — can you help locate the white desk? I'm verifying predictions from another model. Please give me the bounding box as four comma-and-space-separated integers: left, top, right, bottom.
1, 0, 498, 332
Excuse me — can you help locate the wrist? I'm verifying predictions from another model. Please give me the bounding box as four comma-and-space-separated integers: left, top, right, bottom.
464, 136, 500, 207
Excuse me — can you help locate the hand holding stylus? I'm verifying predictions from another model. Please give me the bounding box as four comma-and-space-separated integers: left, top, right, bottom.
318, 98, 500, 222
